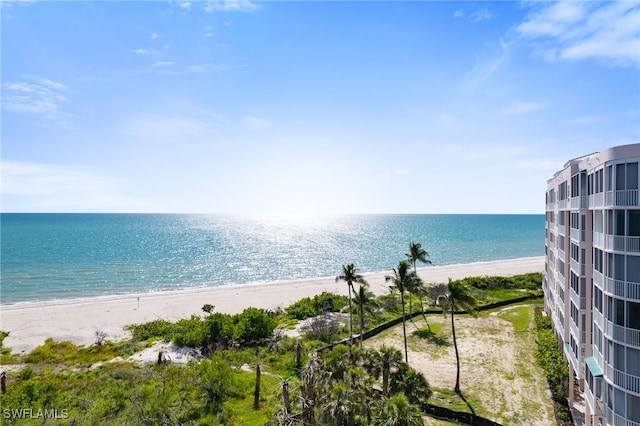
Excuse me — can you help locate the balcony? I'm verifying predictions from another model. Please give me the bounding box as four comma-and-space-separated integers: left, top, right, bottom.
565, 341, 579, 373
571, 195, 588, 209
605, 235, 640, 253
557, 223, 566, 235
559, 198, 568, 209
601, 318, 640, 348
569, 286, 587, 311
570, 227, 586, 242
603, 360, 640, 395
605, 189, 640, 207
594, 309, 604, 329
605, 406, 640, 426
603, 277, 640, 300
594, 269, 604, 289
593, 231, 605, 248
589, 192, 604, 208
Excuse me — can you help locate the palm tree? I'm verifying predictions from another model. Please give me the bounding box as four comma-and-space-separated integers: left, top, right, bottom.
385, 260, 418, 363
437, 278, 478, 395
366, 346, 403, 397
336, 264, 369, 344
353, 284, 379, 347
390, 364, 432, 405
406, 242, 433, 329
372, 394, 424, 426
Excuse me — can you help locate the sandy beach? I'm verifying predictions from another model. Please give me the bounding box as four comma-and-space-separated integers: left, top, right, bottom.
0, 256, 544, 353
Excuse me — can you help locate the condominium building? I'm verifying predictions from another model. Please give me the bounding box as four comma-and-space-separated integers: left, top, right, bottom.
544, 143, 640, 426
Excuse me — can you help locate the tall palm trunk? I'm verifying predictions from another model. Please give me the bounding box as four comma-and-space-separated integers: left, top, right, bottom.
400, 291, 408, 363
359, 303, 365, 347
451, 307, 461, 394
348, 283, 354, 344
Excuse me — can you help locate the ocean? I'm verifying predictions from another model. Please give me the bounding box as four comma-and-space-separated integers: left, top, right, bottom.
0, 214, 544, 304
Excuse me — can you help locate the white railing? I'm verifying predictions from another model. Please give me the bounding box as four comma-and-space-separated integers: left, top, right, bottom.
559, 198, 568, 209
557, 223, 566, 235
607, 407, 640, 426
606, 235, 640, 252
571, 227, 582, 242
593, 231, 605, 248
605, 190, 640, 207
570, 286, 581, 310
604, 361, 640, 394
593, 347, 603, 369
566, 341, 579, 372
593, 309, 604, 329
570, 258, 581, 276
602, 318, 640, 348
594, 270, 604, 289
604, 277, 640, 300
589, 192, 605, 207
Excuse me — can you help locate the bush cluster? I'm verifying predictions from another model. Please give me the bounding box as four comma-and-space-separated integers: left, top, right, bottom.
458, 272, 542, 291
126, 307, 277, 352
285, 292, 349, 320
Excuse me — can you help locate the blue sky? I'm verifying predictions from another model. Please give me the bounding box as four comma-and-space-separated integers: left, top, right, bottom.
2, 0, 639, 214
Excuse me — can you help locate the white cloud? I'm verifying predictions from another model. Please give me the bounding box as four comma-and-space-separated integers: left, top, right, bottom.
151, 61, 176, 67
470, 8, 494, 22
503, 101, 545, 115
517, 1, 640, 68
179, 1, 190, 10
243, 115, 272, 132
457, 38, 510, 92
204, 0, 259, 13
563, 115, 606, 125
205, 25, 215, 37
1, 161, 137, 212
130, 49, 164, 57
2, 77, 70, 117
454, 10, 464, 18
150, 32, 162, 40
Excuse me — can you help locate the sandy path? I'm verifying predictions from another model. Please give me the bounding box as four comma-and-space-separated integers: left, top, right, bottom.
0, 256, 543, 353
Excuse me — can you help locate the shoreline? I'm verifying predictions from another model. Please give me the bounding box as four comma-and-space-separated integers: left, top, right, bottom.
1, 256, 544, 353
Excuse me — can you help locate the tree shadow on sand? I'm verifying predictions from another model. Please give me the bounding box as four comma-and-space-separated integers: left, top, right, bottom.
413, 329, 451, 346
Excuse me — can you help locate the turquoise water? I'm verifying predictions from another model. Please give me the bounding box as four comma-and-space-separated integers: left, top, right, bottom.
0, 214, 544, 304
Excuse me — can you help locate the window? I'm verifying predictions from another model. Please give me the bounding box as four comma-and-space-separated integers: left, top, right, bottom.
594, 210, 603, 233
559, 181, 568, 200
594, 248, 603, 273
627, 162, 638, 190
606, 166, 613, 191
616, 162, 639, 190
571, 212, 580, 229
629, 301, 640, 331
616, 210, 625, 236
615, 298, 625, 326
629, 210, 640, 236
594, 286, 603, 313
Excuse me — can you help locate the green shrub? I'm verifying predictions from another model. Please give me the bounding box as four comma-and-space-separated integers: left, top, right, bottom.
173, 315, 208, 348
205, 313, 235, 349
234, 308, 276, 344
126, 319, 175, 341
285, 292, 349, 320
24, 338, 78, 363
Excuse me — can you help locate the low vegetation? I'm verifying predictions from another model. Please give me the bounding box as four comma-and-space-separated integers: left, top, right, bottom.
534, 307, 572, 425
1, 261, 552, 425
